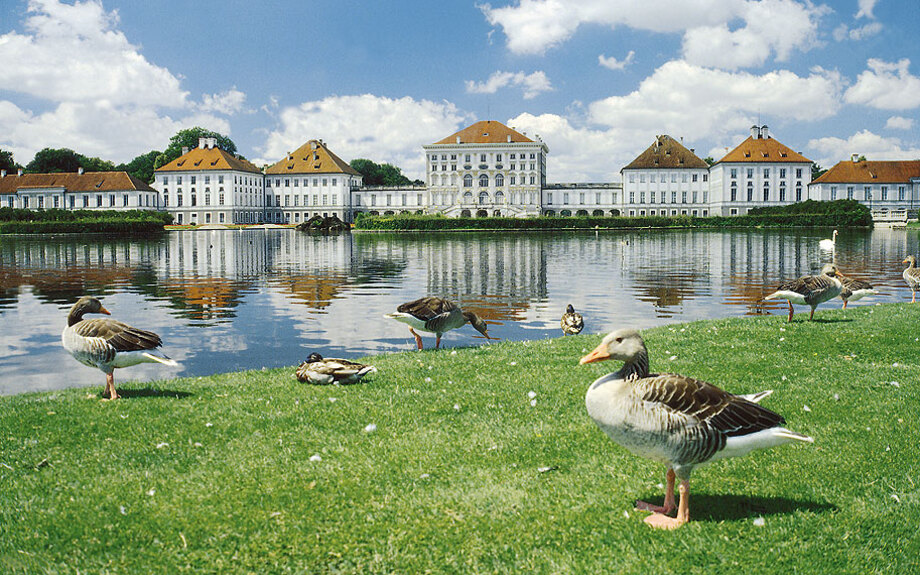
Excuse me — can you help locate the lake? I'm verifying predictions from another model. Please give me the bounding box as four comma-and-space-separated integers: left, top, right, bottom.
1, 227, 916, 395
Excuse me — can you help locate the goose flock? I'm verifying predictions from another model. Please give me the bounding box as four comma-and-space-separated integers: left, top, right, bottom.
59, 235, 920, 529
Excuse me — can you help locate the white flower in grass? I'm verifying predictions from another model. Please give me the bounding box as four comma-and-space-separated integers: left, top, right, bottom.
146, 488, 156, 496
892, 494, 901, 503
890, 381, 900, 388
329, 397, 338, 402
669, 355, 677, 361
803, 405, 811, 412
453, 404, 460, 411
451, 350, 458, 355
205, 422, 213, 428
509, 361, 517, 366
156, 442, 169, 449
119, 506, 127, 515
833, 393, 840, 401
309, 454, 322, 462
364, 423, 377, 433
424, 377, 432, 383
420, 473, 430, 479
753, 517, 765, 527
528, 391, 537, 399
530, 399, 537, 407
623, 510, 630, 518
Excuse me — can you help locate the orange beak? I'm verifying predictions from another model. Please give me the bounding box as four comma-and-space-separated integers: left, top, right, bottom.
99, 306, 112, 315
580, 342, 611, 365
904, 257, 911, 264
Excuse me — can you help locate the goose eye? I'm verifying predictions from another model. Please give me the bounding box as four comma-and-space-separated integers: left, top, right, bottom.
614, 337, 623, 343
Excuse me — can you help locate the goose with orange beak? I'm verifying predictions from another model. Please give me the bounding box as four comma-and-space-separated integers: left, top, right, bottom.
579, 328, 812, 529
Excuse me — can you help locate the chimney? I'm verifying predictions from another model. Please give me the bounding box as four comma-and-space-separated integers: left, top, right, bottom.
507, 135, 512, 143
750, 125, 759, 139
456, 136, 462, 144
851, 153, 860, 163
182, 146, 189, 155
18, 168, 23, 176
310, 141, 318, 150
690, 148, 695, 154
78, 167, 84, 175
1, 169, 5, 178
198, 137, 208, 149
761, 125, 769, 139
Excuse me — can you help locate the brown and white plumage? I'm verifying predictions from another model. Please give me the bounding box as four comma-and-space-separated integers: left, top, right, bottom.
838, 275, 878, 309
903, 256, 920, 303
295, 353, 376, 385
579, 329, 812, 529
764, 263, 843, 322
384, 296, 491, 349
561, 304, 584, 335
61, 296, 178, 400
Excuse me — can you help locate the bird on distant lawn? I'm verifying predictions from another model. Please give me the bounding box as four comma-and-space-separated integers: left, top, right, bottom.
903, 256, 920, 303
561, 304, 584, 335
819, 230, 838, 251
579, 328, 813, 529
295, 353, 377, 385
384, 296, 491, 350
61, 296, 178, 400
764, 263, 843, 322
838, 274, 878, 309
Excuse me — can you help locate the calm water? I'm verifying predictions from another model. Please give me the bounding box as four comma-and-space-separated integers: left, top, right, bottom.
1, 228, 917, 395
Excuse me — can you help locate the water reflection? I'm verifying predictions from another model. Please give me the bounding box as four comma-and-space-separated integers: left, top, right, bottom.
0, 228, 916, 395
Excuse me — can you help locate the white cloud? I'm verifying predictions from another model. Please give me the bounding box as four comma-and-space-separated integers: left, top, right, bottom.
856, 0, 878, 19
483, 0, 825, 69
808, 130, 920, 167
681, 0, 827, 69
257, 95, 471, 178
598, 51, 635, 71
845, 59, 920, 110
833, 21, 882, 41
465, 70, 553, 99
588, 60, 843, 140
885, 116, 914, 130
200, 88, 248, 116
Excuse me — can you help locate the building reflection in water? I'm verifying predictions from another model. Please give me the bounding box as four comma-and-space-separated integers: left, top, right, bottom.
0, 227, 916, 394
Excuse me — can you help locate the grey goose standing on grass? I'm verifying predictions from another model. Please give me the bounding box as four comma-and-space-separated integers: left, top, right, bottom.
579, 329, 812, 530
838, 274, 878, 309
62, 296, 178, 400
764, 263, 843, 322
385, 296, 491, 350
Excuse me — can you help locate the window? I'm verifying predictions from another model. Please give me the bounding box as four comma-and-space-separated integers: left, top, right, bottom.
495, 174, 504, 187
747, 168, 753, 179
639, 174, 646, 183
629, 192, 635, 204
830, 186, 837, 200
123, 194, 128, 207
730, 169, 737, 179
629, 174, 635, 183
796, 168, 803, 178
109, 194, 115, 207
692, 173, 698, 183
479, 191, 489, 205
763, 169, 770, 179
219, 193, 225, 205
763, 182, 769, 202
639, 192, 644, 204
162, 176, 169, 185
650, 191, 656, 203
191, 176, 196, 185
864, 186, 871, 201
191, 194, 197, 206
650, 174, 656, 184
671, 191, 677, 203
731, 182, 737, 202
96, 195, 102, 207
847, 186, 854, 200
881, 186, 888, 201
747, 182, 753, 202
681, 191, 687, 203
796, 183, 802, 202
479, 174, 489, 187
899, 186, 906, 201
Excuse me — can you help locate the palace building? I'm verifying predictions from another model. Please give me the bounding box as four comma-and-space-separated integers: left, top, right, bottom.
809, 156, 920, 214
620, 135, 711, 217
0, 168, 160, 211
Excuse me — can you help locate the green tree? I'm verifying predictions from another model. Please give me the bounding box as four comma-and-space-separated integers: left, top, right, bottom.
80, 155, 116, 172
350, 158, 415, 186
0, 149, 20, 173
812, 163, 828, 180
26, 148, 82, 173
154, 127, 238, 170
117, 150, 161, 183
703, 157, 715, 166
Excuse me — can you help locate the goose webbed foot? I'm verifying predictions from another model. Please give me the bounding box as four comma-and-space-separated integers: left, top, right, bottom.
641, 480, 689, 530
102, 373, 119, 401
635, 468, 677, 515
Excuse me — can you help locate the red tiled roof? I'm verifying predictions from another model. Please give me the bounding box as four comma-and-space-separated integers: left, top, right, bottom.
155, 146, 261, 174
432, 120, 534, 145
622, 135, 709, 170
717, 136, 811, 164
265, 140, 360, 176
812, 159, 920, 184
0, 171, 156, 194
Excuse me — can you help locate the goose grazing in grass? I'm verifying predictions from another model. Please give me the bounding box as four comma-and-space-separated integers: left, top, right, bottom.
385, 296, 491, 350
819, 230, 838, 251
764, 263, 843, 322
295, 353, 377, 385
903, 256, 920, 303
838, 275, 878, 309
579, 329, 813, 529
62, 296, 178, 400
561, 304, 584, 335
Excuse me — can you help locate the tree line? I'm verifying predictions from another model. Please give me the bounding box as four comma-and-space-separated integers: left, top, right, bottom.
0, 127, 417, 187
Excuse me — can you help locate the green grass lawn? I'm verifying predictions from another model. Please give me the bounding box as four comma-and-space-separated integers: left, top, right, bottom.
2, 304, 919, 574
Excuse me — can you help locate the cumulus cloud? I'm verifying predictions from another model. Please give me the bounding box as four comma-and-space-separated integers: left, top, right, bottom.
845, 59, 920, 110
885, 116, 914, 130
257, 95, 471, 178
808, 130, 920, 167
598, 51, 635, 71
833, 21, 882, 41
200, 88, 248, 116
483, 0, 824, 69
588, 60, 843, 140
856, 0, 878, 19
465, 70, 553, 99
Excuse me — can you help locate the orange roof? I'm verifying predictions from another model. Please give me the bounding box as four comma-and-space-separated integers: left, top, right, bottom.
155, 146, 261, 174
622, 135, 709, 170
716, 136, 811, 164
0, 171, 156, 194
812, 160, 920, 185
265, 140, 360, 176
431, 120, 534, 145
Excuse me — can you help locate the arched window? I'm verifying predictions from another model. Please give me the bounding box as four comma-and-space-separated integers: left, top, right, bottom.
463, 191, 473, 202
495, 174, 504, 187
479, 174, 489, 187
495, 191, 505, 204
463, 174, 473, 187
479, 191, 489, 205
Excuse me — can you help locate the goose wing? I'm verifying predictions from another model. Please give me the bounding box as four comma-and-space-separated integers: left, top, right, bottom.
72, 318, 163, 352
776, 273, 833, 297
840, 277, 873, 298
396, 297, 457, 320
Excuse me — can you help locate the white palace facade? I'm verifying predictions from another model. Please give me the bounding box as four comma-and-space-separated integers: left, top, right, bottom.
12, 120, 919, 223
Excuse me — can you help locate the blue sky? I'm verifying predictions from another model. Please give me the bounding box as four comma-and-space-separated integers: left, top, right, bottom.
1, 0, 918, 181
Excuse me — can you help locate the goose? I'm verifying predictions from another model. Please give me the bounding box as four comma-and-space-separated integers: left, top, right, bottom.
61, 296, 178, 400
579, 329, 812, 529
561, 304, 584, 336
295, 353, 377, 385
764, 263, 843, 322
903, 256, 920, 303
838, 274, 878, 309
818, 230, 838, 251
384, 297, 491, 349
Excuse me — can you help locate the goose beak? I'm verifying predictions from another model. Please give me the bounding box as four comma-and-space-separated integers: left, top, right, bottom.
580, 343, 610, 365
903, 257, 911, 264
99, 306, 112, 315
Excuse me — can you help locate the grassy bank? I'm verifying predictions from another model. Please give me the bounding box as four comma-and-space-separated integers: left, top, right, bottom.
0, 208, 171, 235
2, 304, 918, 573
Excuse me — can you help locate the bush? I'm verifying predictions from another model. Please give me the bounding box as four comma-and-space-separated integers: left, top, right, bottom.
0, 208, 171, 235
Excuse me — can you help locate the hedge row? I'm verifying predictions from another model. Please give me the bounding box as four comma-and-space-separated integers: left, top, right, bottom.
0, 207, 173, 224
0, 219, 168, 236
354, 200, 872, 231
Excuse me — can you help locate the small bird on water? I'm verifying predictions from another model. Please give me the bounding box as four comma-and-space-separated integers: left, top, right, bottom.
61, 296, 178, 400
561, 304, 584, 335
